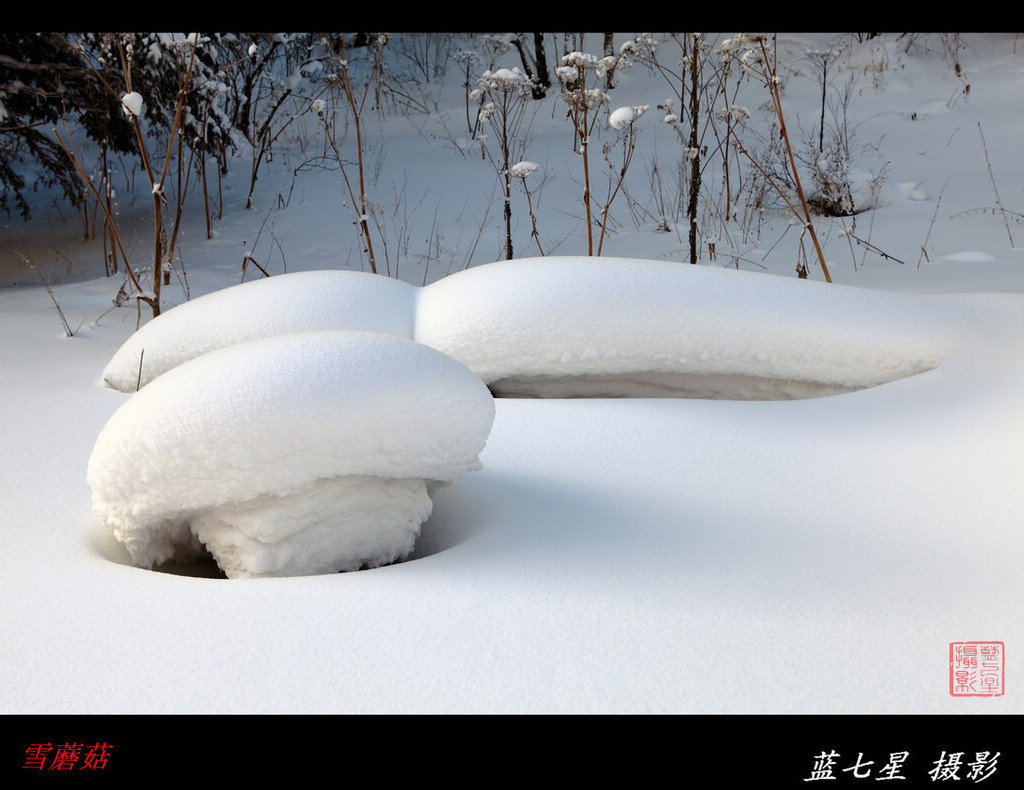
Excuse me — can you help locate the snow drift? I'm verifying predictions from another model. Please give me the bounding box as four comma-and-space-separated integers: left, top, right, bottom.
88, 331, 495, 578
101, 258, 946, 400
415, 257, 947, 398
89, 258, 955, 577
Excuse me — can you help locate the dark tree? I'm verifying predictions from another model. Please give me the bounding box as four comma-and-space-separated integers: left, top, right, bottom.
0, 32, 130, 218
510, 33, 550, 99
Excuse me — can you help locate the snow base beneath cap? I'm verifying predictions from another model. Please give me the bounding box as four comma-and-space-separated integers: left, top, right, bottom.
110, 476, 432, 579
190, 476, 432, 579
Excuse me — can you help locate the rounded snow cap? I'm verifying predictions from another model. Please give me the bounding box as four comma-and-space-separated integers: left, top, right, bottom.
88, 330, 495, 578
101, 270, 418, 391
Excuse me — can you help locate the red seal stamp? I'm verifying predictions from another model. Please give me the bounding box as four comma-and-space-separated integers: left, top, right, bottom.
949, 641, 1004, 696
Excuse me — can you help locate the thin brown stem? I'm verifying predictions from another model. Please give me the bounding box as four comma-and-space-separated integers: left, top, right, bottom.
754, 36, 832, 282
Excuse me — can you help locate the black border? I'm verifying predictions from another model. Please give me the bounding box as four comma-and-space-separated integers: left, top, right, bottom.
3, 714, 1021, 783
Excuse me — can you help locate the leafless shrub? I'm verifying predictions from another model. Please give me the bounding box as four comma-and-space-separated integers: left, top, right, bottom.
720, 33, 833, 282
472, 66, 535, 259
555, 44, 634, 255
317, 33, 389, 274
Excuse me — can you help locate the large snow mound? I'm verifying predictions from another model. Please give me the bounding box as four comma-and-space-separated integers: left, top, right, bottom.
88, 331, 495, 578
101, 270, 418, 391
101, 258, 948, 400
416, 257, 947, 398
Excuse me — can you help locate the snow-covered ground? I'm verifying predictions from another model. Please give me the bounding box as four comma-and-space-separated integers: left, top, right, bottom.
2, 33, 1022, 716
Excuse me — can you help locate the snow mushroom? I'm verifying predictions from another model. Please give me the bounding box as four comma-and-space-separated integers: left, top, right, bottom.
101, 270, 418, 391
87, 331, 495, 579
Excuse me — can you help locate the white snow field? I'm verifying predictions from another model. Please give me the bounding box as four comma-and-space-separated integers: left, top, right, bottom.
90, 258, 959, 580
2, 33, 1023, 715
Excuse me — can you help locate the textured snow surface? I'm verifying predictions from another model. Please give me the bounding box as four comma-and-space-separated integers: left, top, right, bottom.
416, 257, 948, 396
88, 331, 494, 578
101, 270, 418, 391
7, 32, 1024, 716
86, 259, 997, 581
104, 258, 949, 399
191, 476, 432, 579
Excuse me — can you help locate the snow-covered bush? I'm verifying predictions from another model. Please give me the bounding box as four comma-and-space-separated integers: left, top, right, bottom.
88, 331, 495, 578
800, 71, 884, 219
55, 33, 239, 318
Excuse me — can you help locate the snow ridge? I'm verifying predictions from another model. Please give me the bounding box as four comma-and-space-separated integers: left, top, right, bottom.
102, 257, 946, 399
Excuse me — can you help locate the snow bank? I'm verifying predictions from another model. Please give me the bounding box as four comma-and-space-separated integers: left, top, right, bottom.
101, 270, 418, 391
104, 258, 948, 401
88, 331, 494, 578
416, 257, 947, 399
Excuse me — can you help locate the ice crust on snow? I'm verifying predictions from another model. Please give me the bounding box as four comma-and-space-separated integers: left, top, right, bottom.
101, 270, 417, 391
102, 257, 945, 400
88, 331, 494, 578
